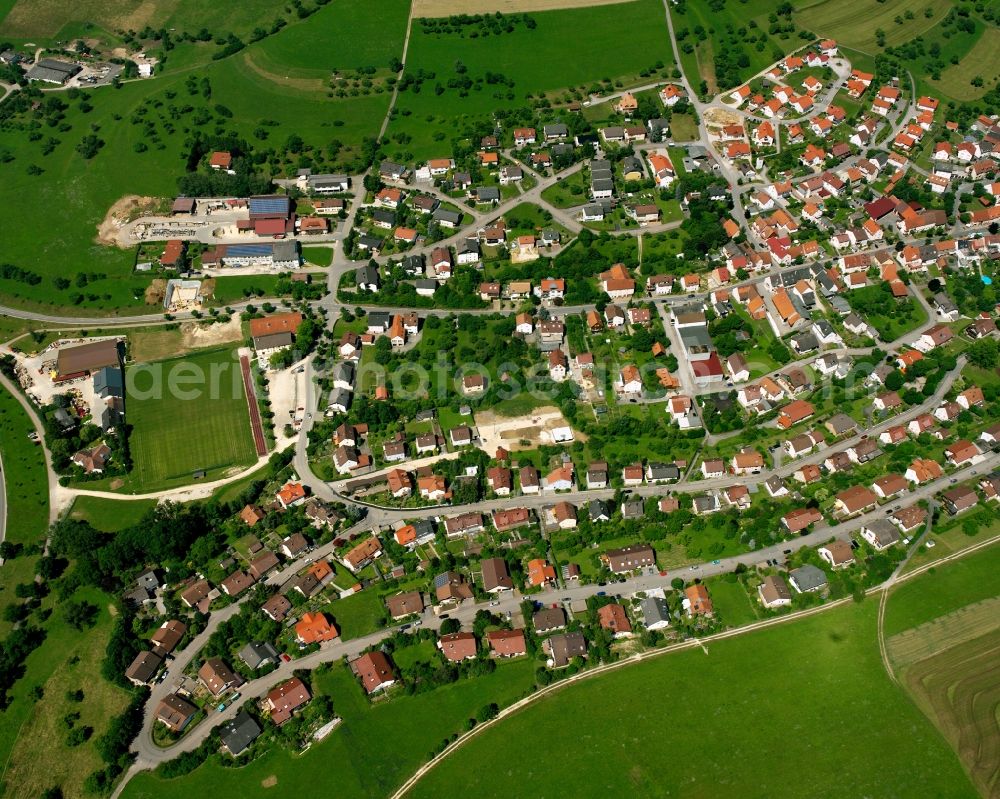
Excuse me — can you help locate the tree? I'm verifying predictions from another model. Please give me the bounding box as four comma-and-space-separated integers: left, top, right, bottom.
968, 337, 999, 369
62, 600, 99, 630
439, 618, 460, 635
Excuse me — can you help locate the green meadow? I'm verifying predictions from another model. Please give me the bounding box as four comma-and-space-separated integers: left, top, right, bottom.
404, 601, 976, 799
254, 0, 411, 73
386, 0, 675, 159
884, 542, 1000, 638
122, 660, 536, 799
0, 387, 49, 546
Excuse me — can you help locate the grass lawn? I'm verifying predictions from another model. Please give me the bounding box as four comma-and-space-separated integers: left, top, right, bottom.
793, 0, 953, 52
321, 589, 384, 641
0, 587, 131, 799
301, 246, 334, 267
540, 170, 588, 209
404, 601, 976, 798
845, 285, 927, 343
68, 496, 157, 532
123, 346, 257, 491
0, 386, 49, 546
884, 540, 1000, 638
209, 276, 283, 305
386, 0, 673, 159
122, 659, 536, 799
669, 111, 699, 142
704, 575, 760, 627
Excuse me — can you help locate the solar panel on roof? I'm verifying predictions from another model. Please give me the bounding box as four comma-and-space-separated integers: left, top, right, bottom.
433, 573, 450, 588
249, 197, 291, 214
225, 244, 273, 256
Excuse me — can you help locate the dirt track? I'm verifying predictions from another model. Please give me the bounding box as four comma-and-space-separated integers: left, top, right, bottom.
412, 0, 634, 16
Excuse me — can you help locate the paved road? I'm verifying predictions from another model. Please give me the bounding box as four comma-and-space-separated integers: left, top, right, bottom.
129, 446, 997, 767
391, 526, 1000, 799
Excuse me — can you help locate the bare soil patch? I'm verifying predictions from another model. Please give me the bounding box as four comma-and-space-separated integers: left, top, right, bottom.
413, 0, 635, 15
96, 195, 160, 247
261, 775, 278, 788
144, 279, 166, 307
129, 317, 243, 363
474, 405, 582, 453
703, 107, 743, 128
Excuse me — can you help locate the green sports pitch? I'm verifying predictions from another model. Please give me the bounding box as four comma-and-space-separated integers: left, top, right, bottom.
125, 346, 257, 490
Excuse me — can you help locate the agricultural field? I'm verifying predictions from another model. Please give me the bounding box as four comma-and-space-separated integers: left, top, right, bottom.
121, 659, 536, 799
404, 601, 975, 798
885, 542, 1000, 798
123, 346, 257, 491
884, 542, 1000, 637
384, 0, 675, 159
793, 0, 953, 52
934, 26, 1000, 101
0, 0, 322, 46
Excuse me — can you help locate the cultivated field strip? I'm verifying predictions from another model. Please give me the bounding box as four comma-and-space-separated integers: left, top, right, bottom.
903, 630, 1000, 798
886, 596, 1000, 668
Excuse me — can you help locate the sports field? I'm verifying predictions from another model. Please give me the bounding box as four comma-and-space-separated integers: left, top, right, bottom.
126, 346, 257, 490
403, 602, 975, 798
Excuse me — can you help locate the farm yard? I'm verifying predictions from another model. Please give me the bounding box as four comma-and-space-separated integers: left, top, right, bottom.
402, 602, 976, 798
0, 3, 393, 315
123, 346, 258, 491
885, 543, 1000, 798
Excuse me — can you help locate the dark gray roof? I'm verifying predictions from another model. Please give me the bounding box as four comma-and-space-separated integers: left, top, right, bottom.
219, 711, 261, 756
238, 641, 280, 670
356, 264, 380, 286
640, 596, 670, 626
432, 208, 462, 224
589, 500, 612, 520
789, 564, 827, 592
93, 366, 124, 397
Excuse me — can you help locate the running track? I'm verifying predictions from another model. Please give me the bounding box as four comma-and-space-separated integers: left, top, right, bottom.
239, 355, 268, 457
